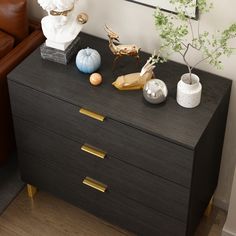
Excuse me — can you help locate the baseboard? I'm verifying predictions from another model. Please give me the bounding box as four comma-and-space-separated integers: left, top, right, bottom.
213, 197, 229, 211
222, 228, 236, 236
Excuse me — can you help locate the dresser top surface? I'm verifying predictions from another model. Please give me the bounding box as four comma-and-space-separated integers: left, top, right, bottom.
8, 33, 232, 149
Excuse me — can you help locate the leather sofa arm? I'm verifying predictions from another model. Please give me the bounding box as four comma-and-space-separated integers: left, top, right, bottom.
29, 19, 42, 32
0, 29, 45, 79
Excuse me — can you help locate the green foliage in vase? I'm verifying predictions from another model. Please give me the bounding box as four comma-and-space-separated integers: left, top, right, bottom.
154, 0, 236, 84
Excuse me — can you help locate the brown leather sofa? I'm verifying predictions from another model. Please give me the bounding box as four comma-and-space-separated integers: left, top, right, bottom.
0, 0, 45, 165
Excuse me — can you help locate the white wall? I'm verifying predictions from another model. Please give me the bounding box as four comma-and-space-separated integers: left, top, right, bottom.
28, 0, 236, 209
222, 167, 236, 236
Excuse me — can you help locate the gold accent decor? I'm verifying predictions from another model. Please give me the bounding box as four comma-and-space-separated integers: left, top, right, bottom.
112, 53, 159, 90
77, 12, 88, 24
104, 25, 140, 69
27, 184, 37, 198
83, 177, 107, 193
79, 108, 105, 122
204, 196, 214, 217
81, 144, 106, 159
50, 6, 74, 16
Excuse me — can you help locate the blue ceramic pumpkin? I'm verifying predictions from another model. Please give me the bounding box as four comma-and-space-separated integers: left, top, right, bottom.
76, 47, 101, 74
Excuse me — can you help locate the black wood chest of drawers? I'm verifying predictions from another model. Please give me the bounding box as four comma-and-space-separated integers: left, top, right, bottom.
8, 33, 232, 236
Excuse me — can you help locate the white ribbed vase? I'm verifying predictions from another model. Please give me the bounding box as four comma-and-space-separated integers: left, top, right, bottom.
176, 73, 202, 108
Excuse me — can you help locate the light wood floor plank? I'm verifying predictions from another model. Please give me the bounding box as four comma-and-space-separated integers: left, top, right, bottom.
195, 205, 226, 236
0, 188, 226, 236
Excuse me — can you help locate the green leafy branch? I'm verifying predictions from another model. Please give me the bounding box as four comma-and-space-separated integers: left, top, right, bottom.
154, 0, 236, 84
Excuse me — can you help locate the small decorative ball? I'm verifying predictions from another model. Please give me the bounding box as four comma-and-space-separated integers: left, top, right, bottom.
76, 48, 101, 74
77, 13, 88, 24
90, 73, 102, 86
143, 79, 168, 104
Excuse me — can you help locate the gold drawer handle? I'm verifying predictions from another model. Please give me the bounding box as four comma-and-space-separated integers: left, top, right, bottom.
79, 108, 105, 122
83, 177, 107, 193
81, 144, 107, 159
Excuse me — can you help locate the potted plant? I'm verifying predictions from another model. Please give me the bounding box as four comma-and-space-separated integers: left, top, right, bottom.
154, 0, 236, 108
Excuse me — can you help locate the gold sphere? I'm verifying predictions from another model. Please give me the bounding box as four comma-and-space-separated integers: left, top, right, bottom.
90, 73, 102, 86
77, 13, 88, 24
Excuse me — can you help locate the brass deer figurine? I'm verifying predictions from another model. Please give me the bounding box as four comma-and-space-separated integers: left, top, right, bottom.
104, 25, 140, 68
112, 53, 160, 90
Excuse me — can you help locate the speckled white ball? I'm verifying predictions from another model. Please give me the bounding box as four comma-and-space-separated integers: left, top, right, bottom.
89, 73, 102, 86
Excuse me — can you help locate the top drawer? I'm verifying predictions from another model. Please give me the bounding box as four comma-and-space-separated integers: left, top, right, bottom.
9, 81, 193, 187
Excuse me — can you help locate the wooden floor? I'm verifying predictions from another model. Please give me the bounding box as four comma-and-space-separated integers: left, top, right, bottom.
0, 188, 227, 236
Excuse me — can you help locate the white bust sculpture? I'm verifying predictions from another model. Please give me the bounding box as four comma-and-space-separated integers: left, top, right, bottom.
38, 0, 88, 50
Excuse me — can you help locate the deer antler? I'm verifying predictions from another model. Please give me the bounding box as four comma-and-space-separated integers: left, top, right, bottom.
104, 24, 118, 37
140, 51, 160, 76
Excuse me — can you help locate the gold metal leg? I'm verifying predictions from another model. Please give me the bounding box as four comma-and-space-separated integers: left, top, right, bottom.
27, 184, 37, 198
204, 196, 213, 217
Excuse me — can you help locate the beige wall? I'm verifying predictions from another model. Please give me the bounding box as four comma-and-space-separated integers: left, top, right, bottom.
28, 0, 236, 209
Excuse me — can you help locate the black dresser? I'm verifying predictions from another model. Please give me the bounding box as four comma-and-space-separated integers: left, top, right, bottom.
8, 33, 231, 236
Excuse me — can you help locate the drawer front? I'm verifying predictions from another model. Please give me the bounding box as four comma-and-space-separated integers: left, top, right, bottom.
9, 81, 193, 187
18, 150, 187, 236
14, 117, 190, 222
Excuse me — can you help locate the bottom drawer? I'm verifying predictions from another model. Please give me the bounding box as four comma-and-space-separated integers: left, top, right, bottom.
18, 151, 187, 236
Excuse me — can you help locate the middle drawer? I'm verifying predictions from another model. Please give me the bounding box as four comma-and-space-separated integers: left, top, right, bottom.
9, 82, 193, 188
14, 116, 190, 223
